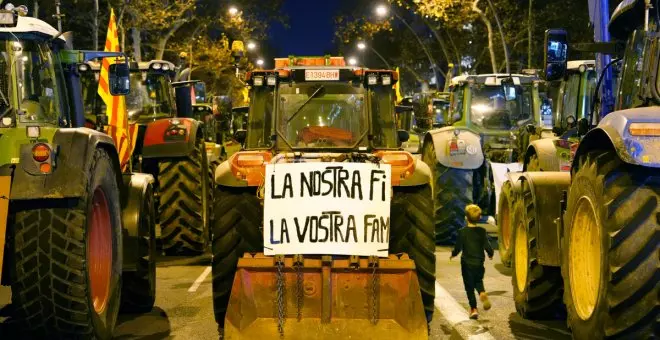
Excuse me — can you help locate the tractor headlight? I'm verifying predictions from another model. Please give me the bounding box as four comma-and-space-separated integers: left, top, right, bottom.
267, 75, 277, 86
26, 126, 40, 138
367, 74, 378, 85
253, 76, 264, 86
382, 75, 392, 85
152, 63, 162, 70
162, 63, 170, 71
78, 64, 89, 72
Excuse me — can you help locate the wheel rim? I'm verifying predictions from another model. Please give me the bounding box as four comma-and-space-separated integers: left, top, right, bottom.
501, 194, 511, 249
570, 196, 601, 321
514, 216, 528, 292
88, 187, 112, 315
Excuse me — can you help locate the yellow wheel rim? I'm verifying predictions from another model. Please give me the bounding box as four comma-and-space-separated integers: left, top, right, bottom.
501, 194, 511, 249
514, 215, 528, 292
570, 196, 602, 320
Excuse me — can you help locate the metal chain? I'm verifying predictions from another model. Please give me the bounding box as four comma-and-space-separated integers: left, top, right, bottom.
275, 256, 285, 337
369, 256, 379, 325
294, 256, 304, 321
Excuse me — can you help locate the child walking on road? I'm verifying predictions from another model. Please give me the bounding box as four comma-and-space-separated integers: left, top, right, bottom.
451, 204, 494, 320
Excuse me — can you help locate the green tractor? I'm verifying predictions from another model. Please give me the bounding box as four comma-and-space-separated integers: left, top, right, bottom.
397, 92, 450, 154
80, 60, 213, 256
421, 73, 552, 244
0, 9, 157, 338
497, 60, 597, 266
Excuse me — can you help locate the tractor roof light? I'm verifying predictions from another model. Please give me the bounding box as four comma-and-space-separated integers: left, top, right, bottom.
253, 76, 264, 86
367, 74, 378, 85
162, 63, 170, 71
0, 11, 16, 25
78, 63, 89, 72
382, 74, 392, 86
267, 75, 277, 86
1, 117, 12, 126
152, 63, 162, 70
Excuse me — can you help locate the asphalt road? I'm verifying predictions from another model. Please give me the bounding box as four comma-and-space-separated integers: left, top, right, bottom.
0, 244, 571, 339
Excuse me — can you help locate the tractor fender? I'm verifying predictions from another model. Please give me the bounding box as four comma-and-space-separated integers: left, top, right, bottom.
573, 107, 660, 170
10, 128, 121, 200
424, 127, 484, 170
120, 172, 155, 272
524, 138, 560, 172
141, 118, 202, 159
215, 160, 248, 187
519, 171, 571, 267
398, 158, 431, 187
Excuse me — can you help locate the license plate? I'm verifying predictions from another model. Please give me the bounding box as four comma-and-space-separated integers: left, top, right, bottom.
263, 162, 392, 257
305, 69, 340, 81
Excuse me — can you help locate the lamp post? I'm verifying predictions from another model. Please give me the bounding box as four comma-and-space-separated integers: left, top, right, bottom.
375, 4, 441, 90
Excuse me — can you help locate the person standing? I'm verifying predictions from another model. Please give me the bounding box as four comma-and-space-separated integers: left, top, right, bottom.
451, 204, 494, 319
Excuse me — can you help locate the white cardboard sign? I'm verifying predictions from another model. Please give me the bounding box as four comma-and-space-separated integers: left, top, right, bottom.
264, 162, 391, 257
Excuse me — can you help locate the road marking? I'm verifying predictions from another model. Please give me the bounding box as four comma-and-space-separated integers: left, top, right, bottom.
434, 281, 495, 340
188, 266, 212, 292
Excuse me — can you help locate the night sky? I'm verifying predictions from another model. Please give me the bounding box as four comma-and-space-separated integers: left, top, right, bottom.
268, 0, 343, 58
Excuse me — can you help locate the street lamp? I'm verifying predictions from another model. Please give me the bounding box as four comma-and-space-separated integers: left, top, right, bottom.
247, 41, 257, 51
348, 57, 358, 66
375, 4, 388, 17
357, 42, 366, 50
228, 6, 239, 16
256, 59, 264, 67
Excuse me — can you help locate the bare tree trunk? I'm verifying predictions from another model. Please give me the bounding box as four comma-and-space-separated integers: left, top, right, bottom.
486, 0, 510, 73
528, 0, 533, 68
403, 65, 425, 84
155, 20, 186, 60
132, 28, 142, 62
32, 1, 39, 18
93, 0, 99, 50
472, 0, 498, 73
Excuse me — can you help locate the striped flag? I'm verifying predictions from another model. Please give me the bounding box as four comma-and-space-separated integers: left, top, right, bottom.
98, 8, 132, 171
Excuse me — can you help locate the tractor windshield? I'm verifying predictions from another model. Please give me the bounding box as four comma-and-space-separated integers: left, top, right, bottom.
277, 83, 367, 148
470, 84, 533, 130
0, 38, 60, 125
126, 72, 175, 123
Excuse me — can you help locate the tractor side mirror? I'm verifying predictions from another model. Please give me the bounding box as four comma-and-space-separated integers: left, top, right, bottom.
108, 63, 130, 96
397, 130, 410, 145
544, 29, 569, 81
234, 129, 247, 144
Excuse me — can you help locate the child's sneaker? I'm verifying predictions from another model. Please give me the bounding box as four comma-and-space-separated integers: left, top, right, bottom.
480, 292, 491, 310
469, 308, 479, 319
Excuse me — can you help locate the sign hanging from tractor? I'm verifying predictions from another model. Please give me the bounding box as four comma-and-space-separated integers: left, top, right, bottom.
264, 162, 391, 256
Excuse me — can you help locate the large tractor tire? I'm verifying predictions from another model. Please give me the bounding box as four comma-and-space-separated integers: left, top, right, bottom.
562, 151, 659, 339
422, 142, 473, 245
211, 186, 262, 326
390, 184, 436, 323
11, 149, 122, 339
511, 180, 564, 319
120, 184, 157, 313
158, 137, 211, 255
497, 180, 516, 267
474, 161, 495, 216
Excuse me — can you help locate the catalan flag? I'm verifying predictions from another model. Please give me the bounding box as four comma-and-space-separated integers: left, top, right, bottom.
98, 8, 134, 170
394, 67, 403, 104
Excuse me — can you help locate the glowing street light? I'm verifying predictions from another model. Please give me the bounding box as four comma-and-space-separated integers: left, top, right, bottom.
348, 57, 358, 66
228, 6, 239, 16
247, 41, 257, 50
357, 42, 366, 50
375, 4, 389, 17
256, 59, 264, 66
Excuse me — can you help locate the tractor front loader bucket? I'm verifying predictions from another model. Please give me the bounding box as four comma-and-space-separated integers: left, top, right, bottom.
224, 253, 428, 340
0, 174, 11, 284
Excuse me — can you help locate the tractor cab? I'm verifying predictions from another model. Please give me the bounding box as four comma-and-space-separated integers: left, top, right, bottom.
243, 56, 405, 151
